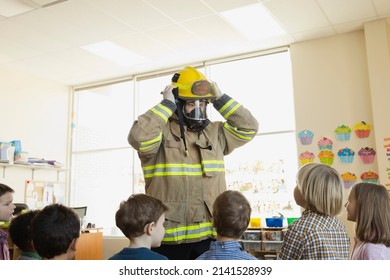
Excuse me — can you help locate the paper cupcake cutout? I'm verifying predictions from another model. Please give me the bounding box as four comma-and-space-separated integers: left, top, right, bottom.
335, 125, 351, 141
341, 172, 357, 188
358, 147, 376, 164
299, 151, 315, 165
360, 171, 379, 183
354, 121, 371, 138
317, 137, 333, 151
298, 130, 314, 145
337, 147, 355, 164
318, 150, 334, 165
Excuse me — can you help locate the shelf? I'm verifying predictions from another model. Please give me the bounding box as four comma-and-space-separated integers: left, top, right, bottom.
0, 162, 67, 180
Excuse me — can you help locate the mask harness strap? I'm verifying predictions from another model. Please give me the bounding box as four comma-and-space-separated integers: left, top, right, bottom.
172, 74, 189, 157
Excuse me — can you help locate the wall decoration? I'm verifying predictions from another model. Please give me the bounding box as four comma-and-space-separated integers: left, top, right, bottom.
341, 172, 357, 188
353, 121, 371, 138
318, 150, 334, 165
317, 137, 333, 151
226, 159, 300, 218
25, 180, 65, 210
360, 171, 379, 183
299, 151, 315, 165
335, 125, 351, 141
337, 147, 355, 164
298, 129, 314, 145
358, 147, 376, 164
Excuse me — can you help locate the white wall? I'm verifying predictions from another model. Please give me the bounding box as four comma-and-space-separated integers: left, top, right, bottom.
0, 65, 69, 203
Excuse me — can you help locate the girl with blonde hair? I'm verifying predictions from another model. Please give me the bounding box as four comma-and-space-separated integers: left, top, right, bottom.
279, 163, 350, 259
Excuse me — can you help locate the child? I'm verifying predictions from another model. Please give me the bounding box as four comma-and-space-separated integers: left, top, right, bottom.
279, 163, 350, 259
345, 182, 390, 259
9, 210, 41, 260
31, 204, 80, 260
0, 183, 15, 260
108, 193, 168, 260
196, 190, 257, 260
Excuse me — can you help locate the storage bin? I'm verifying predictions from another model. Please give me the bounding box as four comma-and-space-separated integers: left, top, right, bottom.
241, 241, 262, 252
287, 217, 299, 225
262, 241, 283, 252
262, 230, 283, 241
265, 217, 283, 227
241, 230, 261, 241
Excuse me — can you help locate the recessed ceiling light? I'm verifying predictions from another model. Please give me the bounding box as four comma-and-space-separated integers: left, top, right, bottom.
80, 41, 149, 67
221, 3, 286, 42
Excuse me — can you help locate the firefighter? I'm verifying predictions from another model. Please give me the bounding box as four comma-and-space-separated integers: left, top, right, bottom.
128, 66, 259, 259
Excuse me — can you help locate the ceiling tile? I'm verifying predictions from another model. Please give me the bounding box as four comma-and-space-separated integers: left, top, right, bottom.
83, 0, 174, 31
372, 0, 390, 16
263, 0, 331, 33
317, 0, 376, 24
0, 36, 43, 59
202, 0, 258, 12
144, 0, 214, 22
44, 0, 137, 42
291, 26, 336, 42
112, 32, 178, 59
0, 19, 72, 52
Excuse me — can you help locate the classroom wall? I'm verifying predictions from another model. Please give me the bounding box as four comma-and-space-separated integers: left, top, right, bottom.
0, 65, 69, 203
290, 18, 390, 244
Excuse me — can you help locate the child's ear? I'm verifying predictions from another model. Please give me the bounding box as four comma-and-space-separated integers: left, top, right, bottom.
145, 222, 155, 235
70, 237, 79, 251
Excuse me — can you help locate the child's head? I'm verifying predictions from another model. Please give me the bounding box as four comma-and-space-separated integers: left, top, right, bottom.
31, 204, 80, 259
295, 163, 343, 216
0, 183, 15, 222
115, 193, 168, 247
212, 190, 251, 239
9, 210, 40, 253
345, 183, 390, 246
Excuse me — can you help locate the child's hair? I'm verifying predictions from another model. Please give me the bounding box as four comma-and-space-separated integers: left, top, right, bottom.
0, 183, 14, 197
115, 193, 168, 239
9, 210, 40, 252
31, 204, 80, 259
353, 183, 390, 246
212, 190, 251, 239
297, 163, 343, 216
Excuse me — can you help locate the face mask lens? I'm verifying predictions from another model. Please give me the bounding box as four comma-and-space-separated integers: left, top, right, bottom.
183, 100, 208, 120
191, 80, 211, 96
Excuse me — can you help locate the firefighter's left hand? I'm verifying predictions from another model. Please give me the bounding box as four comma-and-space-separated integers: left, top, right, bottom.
210, 81, 222, 101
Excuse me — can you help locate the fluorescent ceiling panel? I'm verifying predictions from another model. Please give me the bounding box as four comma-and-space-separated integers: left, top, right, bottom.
221, 3, 286, 42
80, 41, 149, 67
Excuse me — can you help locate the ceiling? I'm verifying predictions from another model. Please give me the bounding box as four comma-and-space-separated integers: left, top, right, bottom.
1, 0, 390, 86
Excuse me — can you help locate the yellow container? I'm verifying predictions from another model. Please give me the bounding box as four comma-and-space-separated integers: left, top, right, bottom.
249, 217, 261, 228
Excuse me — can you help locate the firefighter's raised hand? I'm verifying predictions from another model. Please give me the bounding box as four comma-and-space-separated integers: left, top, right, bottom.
161, 85, 176, 104
210, 81, 222, 101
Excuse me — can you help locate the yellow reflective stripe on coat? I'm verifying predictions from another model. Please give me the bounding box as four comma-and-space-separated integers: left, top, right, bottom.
162, 222, 216, 242
143, 161, 225, 178
139, 133, 162, 151
150, 103, 172, 123
218, 99, 240, 119
143, 163, 203, 178
224, 123, 256, 141
202, 160, 225, 172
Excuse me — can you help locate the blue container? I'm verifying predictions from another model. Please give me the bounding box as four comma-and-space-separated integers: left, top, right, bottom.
265, 217, 283, 228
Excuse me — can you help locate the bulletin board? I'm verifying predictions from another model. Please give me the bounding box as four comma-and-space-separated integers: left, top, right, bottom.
24, 180, 66, 210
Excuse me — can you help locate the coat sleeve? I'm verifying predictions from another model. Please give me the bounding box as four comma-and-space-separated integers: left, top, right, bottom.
212, 94, 259, 155
128, 99, 176, 156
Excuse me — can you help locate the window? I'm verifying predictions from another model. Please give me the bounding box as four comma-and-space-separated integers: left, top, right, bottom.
70, 49, 299, 236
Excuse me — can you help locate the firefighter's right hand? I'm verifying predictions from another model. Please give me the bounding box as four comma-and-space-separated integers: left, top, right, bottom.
161, 85, 176, 104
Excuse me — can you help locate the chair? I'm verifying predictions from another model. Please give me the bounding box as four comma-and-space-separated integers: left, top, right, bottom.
13, 203, 29, 216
